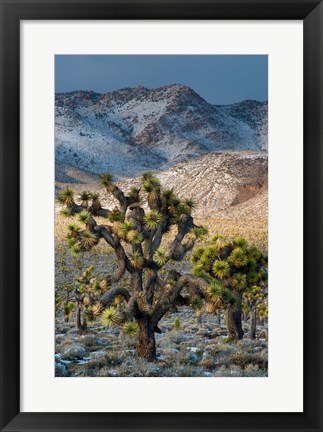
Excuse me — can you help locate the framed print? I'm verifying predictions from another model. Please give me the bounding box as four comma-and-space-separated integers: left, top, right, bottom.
0, 0, 322, 431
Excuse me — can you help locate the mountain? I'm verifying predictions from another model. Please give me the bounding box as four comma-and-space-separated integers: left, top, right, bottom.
56, 151, 268, 221
117, 151, 268, 219
55, 84, 268, 177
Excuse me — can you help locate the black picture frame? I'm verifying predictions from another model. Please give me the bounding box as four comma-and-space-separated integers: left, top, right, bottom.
0, 1, 322, 431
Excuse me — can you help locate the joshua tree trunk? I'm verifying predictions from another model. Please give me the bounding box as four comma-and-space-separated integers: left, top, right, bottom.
225, 308, 243, 340
250, 310, 257, 339
136, 318, 156, 362
76, 304, 87, 332
76, 306, 82, 331
217, 310, 221, 325
225, 292, 243, 340
196, 310, 202, 326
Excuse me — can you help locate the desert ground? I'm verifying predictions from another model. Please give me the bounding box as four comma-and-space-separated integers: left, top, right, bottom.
55, 205, 268, 377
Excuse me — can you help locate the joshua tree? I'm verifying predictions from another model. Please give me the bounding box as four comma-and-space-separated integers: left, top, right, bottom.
67, 264, 109, 331
243, 285, 267, 339
191, 296, 204, 325
191, 236, 267, 340
63, 301, 74, 323
58, 172, 217, 361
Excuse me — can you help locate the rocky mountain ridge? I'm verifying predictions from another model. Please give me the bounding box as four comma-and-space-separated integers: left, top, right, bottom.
55, 84, 268, 177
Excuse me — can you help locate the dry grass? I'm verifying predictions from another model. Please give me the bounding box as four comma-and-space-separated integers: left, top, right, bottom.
195, 216, 268, 251
55, 211, 109, 246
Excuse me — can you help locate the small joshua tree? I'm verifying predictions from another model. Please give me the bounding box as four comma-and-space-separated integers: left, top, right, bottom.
71, 265, 109, 331
191, 235, 267, 340
243, 285, 267, 339
59, 172, 212, 361
191, 296, 204, 325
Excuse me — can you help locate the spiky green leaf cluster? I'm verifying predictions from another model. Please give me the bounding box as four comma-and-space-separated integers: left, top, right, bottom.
154, 248, 169, 267
228, 247, 249, 268
70, 244, 81, 256
222, 288, 239, 310
61, 207, 72, 217
90, 278, 103, 296
77, 210, 91, 224
130, 252, 144, 269
90, 192, 99, 201
208, 280, 223, 299
142, 172, 160, 193
108, 208, 125, 223
126, 230, 143, 244
118, 221, 135, 237
233, 236, 248, 249
142, 171, 154, 182
190, 296, 204, 311
232, 273, 247, 290
57, 188, 75, 206
196, 245, 218, 272
143, 210, 163, 230
100, 173, 114, 186
161, 188, 175, 203
79, 230, 97, 250
191, 263, 207, 277
213, 260, 231, 279
190, 246, 205, 264
67, 223, 81, 237
190, 226, 208, 240
100, 307, 122, 327
183, 198, 196, 211
129, 187, 141, 203
79, 191, 91, 202
122, 321, 139, 338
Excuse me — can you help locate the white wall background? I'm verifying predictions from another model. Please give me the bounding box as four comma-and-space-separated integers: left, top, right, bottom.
21, 21, 303, 412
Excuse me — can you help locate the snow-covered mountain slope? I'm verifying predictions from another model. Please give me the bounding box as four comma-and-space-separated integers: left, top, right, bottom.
55, 84, 268, 177
118, 151, 268, 219
56, 151, 268, 220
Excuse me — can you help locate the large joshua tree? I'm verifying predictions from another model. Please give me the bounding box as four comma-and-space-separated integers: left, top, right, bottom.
58, 172, 214, 361
191, 236, 267, 340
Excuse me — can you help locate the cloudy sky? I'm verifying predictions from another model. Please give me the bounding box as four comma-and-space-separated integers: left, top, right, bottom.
55, 55, 267, 105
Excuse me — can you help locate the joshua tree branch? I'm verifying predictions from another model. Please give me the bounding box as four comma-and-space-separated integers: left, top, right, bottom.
92, 208, 110, 218
100, 287, 131, 307
169, 237, 196, 262
103, 184, 137, 216
143, 268, 158, 304
150, 214, 172, 254
150, 274, 209, 328
66, 203, 86, 214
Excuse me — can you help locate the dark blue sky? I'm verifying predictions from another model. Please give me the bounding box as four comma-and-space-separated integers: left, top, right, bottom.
55, 55, 267, 105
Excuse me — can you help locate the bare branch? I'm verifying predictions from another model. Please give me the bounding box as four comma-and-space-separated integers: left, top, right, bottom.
150, 274, 209, 328
100, 287, 131, 307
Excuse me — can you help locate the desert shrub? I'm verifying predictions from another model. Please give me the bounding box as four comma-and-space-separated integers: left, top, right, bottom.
173, 317, 181, 330
230, 351, 268, 369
